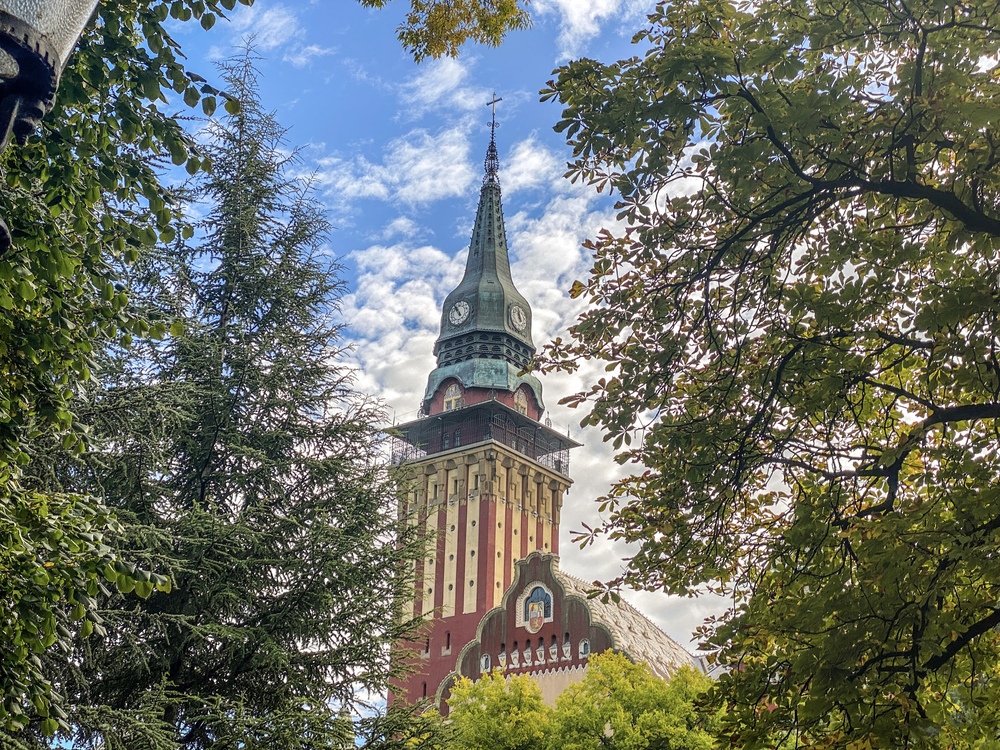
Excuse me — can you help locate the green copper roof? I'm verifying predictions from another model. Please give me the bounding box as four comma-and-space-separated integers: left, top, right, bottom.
433, 135, 535, 370
423, 359, 545, 412
423, 129, 544, 414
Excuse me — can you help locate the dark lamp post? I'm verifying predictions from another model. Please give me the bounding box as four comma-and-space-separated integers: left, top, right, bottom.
0, 0, 99, 250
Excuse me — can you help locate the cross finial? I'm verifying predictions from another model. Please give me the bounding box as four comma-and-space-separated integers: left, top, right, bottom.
487, 92, 502, 139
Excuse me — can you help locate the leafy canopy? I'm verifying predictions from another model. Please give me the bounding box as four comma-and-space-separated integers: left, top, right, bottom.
358, 0, 531, 60
541, 0, 1000, 746
448, 670, 551, 750
0, 0, 529, 735
446, 653, 719, 750
550, 652, 719, 750
0, 0, 259, 734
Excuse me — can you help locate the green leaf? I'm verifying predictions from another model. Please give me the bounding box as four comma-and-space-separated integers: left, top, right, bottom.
133, 580, 154, 599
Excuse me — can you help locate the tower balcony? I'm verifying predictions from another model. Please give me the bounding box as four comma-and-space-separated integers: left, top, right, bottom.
388, 400, 580, 478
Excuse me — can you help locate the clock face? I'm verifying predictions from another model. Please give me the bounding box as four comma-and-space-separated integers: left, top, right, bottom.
448, 300, 470, 326
510, 304, 527, 331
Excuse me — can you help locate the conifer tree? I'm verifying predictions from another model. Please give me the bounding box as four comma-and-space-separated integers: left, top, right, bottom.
21, 52, 419, 750
0, 0, 525, 733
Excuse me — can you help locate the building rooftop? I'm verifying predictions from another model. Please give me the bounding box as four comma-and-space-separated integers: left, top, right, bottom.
552, 565, 703, 680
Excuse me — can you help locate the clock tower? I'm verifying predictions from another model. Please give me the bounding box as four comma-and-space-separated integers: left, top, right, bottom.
389, 119, 579, 708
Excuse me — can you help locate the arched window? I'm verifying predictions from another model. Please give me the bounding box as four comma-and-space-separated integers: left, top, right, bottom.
444, 383, 463, 411
579, 639, 591, 658
513, 389, 528, 415
480, 653, 491, 673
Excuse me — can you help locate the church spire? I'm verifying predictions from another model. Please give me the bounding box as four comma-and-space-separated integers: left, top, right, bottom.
421, 96, 543, 416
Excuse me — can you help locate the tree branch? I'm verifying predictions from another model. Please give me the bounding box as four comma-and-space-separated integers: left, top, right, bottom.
922, 608, 1000, 673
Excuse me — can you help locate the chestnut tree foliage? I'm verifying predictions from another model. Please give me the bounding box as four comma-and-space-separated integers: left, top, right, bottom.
0, 0, 527, 736
541, 0, 1000, 746
0, 0, 259, 734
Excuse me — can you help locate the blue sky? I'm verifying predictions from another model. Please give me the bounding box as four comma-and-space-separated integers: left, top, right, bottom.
168, 0, 724, 650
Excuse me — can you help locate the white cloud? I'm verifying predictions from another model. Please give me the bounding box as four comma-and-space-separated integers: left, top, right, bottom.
224, 3, 334, 67
407, 57, 467, 102
375, 216, 423, 241
316, 126, 476, 208
341, 241, 459, 413
284, 43, 335, 67
232, 4, 303, 50
398, 57, 490, 116
315, 154, 392, 202
535, 0, 652, 58
502, 136, 562, 194
393, 130, 476, 203
343, 242, 459, 341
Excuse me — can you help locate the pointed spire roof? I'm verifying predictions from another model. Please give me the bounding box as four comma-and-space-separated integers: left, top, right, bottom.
422, 113, 543, 412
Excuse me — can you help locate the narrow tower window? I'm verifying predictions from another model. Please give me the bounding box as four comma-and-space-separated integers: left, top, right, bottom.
443, 383, 463, 411
514, 389, 528, 415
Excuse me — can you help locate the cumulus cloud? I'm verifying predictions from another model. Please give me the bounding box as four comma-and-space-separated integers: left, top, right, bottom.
375, 216, 423, 242
535, 0, 652, 58
316, 126, 476, 208
398, 57, 491, 116
502, 136, 562, 194
341, 241, 457, 415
